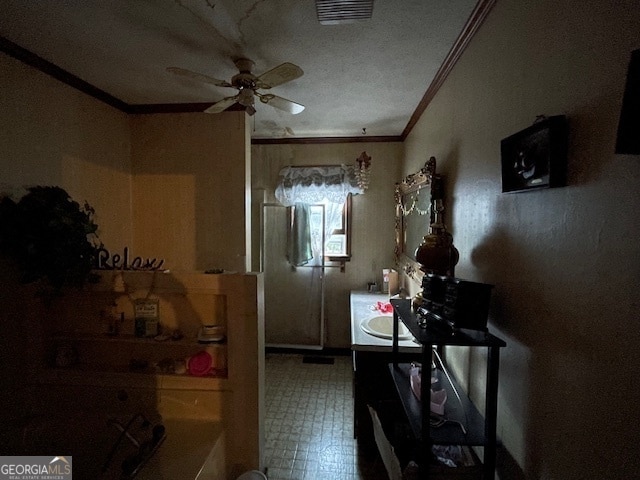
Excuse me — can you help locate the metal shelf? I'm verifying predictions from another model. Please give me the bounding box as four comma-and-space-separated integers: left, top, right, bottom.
389, 298, 505, 479
388, 363, 486, 445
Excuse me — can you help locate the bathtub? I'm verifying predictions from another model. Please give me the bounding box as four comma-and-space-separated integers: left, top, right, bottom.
138, 418, 225, 480
15, 413, 225, 479
6, 373, 231, 479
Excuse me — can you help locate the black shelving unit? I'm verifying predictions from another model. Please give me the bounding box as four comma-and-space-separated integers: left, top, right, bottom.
389, 298, 506, 479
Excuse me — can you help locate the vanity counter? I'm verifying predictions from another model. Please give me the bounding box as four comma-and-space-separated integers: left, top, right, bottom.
350, 291, 420, 352
350, 291, 419, 445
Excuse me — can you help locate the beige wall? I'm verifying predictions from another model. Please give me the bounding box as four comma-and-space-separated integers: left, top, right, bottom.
0, 52, 133, 249
403, 0, 640, 478
252, 142, 402, 348
0, 51, 132, 425
0, 53, 260, 474
130, 112, 250, 273
0, 52, 252, 274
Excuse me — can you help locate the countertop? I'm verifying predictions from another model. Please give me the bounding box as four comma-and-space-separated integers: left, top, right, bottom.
350, 291, 420, 353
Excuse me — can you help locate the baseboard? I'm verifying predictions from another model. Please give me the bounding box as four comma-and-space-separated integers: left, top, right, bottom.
265, 346, 351, 357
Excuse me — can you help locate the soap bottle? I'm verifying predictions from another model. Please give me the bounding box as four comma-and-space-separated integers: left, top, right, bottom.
382, 269, 390, 294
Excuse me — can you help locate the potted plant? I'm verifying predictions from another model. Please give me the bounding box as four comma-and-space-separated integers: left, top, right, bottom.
0, 186, 101, 296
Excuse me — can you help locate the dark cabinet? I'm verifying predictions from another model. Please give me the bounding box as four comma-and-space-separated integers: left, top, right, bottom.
389, 298, 506, 479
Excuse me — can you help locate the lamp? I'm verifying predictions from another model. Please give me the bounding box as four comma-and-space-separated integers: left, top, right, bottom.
414, 199, 459, 277
238, 88, 257, 116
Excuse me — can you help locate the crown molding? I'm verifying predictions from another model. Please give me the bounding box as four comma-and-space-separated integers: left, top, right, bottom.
2, 0, 496, 144
251, 136, 402, 145
127, 103, 245, 114
0, 36, 130, 113
401, 0, 496, 140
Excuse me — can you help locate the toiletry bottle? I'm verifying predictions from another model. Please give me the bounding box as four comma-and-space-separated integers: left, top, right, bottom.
382, 269, 390, 294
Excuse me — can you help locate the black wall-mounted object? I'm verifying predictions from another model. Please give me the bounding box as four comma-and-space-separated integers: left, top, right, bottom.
500, 115, 569, 193
616, 49, 640, 155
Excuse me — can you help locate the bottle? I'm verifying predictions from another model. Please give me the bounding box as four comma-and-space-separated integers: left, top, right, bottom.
382, 269, 390, 294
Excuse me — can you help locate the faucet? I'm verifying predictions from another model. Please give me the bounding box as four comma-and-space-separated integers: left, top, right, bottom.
102, 414, 166, 478
107, 415, 148, 448
121, 423, 166, 478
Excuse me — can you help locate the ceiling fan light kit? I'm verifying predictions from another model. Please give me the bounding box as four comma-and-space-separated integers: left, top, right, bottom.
166, 57, 304, 116
238, 88, 255, 107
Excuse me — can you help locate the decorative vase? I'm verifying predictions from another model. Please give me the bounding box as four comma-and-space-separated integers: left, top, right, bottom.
414, 199, 459, 276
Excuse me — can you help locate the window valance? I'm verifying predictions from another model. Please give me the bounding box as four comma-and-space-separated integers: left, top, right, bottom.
275, 165, 363, 207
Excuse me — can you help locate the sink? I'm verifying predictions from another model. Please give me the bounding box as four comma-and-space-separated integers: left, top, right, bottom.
361, 315, 412, 340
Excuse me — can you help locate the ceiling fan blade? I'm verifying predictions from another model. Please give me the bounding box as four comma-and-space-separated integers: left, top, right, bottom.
259, 94, 305, 114
256, 62, 304, 89
204, 96, 238, 114
166, 67, 232, 88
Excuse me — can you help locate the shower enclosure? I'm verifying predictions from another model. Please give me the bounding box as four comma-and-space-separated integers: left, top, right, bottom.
260, 203, 326, 349
260, 163, 362, 350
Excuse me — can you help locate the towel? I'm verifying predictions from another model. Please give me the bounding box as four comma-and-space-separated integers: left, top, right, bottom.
374, 301, 393, 314
287, 202, 313, 266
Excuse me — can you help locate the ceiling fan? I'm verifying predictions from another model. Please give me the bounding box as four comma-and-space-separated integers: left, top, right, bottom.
166, 58, 305, 116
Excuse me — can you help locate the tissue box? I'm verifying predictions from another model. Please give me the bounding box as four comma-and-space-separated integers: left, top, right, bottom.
409, 364, 447, 415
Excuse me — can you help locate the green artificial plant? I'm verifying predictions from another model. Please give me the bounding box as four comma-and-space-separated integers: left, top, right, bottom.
0, 186, 101, 295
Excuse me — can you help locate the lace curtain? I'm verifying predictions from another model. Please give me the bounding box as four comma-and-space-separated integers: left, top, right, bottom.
275, 165, 363, 266
275, 165, 363, 206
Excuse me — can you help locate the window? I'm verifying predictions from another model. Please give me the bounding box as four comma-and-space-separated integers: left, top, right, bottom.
276, 164, 361, 269
314, 194, 352, 261
290, 194, 352, 267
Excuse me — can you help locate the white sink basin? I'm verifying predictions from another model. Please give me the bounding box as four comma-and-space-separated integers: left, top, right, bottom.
361, 315, 412, 340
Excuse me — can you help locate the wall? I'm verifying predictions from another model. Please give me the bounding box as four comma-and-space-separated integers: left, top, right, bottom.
0, 53, 262, 474
402, 0, 640, 478
0, 51, 133, 424
252, 142, 402, 348
130, 112, 250, 273
0, 54, 252, 275
0, 52, 133, 249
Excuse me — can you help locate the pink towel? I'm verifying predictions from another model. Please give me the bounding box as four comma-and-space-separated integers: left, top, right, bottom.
374, 301, 393, 314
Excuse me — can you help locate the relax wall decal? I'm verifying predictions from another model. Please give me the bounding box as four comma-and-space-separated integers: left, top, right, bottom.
96, 246, 165, 271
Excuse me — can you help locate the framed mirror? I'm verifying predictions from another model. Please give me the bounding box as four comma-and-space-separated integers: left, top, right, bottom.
394, 156, 443, 282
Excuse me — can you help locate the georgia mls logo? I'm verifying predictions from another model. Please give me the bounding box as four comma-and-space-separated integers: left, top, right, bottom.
0, 456, 72, 479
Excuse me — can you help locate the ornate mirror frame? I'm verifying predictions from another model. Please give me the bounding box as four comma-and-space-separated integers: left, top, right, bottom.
394, 156, 443, 283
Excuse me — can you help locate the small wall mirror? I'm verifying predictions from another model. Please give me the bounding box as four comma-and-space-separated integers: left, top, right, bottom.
394, 156, 442, 282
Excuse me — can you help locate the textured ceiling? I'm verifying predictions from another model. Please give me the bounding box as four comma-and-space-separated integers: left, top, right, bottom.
0, 0, 478, 139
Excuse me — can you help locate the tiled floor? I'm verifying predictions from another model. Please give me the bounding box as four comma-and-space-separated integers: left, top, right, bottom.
264, 353, 388, 480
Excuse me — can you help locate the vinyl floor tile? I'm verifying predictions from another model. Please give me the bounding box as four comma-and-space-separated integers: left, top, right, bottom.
264, 354, 388, 480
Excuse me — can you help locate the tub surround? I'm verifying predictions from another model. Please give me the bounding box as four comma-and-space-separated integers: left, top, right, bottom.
19, 271, 264, 479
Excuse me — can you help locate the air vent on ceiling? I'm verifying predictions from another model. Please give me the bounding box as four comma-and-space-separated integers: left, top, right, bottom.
316, 0, 374, 25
